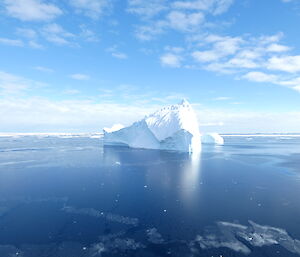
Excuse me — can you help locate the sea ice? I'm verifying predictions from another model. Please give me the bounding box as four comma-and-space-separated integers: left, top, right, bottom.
103, 100, 201, 152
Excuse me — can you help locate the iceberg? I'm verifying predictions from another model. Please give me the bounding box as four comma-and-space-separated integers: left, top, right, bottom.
103, 100, 201, 152
201, 133, 224, 145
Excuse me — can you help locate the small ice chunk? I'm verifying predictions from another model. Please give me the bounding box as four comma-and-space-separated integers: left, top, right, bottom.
201, 133, 224, 145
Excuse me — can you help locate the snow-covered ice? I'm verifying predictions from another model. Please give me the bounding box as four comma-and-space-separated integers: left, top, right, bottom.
201, 133, 224, 145
103, 100, 201, 152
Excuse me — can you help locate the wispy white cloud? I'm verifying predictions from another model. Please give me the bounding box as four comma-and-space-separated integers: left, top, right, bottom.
160, 53, 181, 67
41, 23, 75, 46
278, 76, 300, 87
242, 71, 300, 93
79, 25, 100, 42
134, 21, 166, 40
242, 71, 278, 83
15, 28, 44, 49
131, 0, 235, 40
192, 50, 220, 62
0, 71, 28, 94
69, 0, 111, 19
107, 45, 128, 59
164, 46, 184, 53
128, 0, 234, 21
212, 0, 235, 15
266, 55, 300, 73
293, 85, 300, 92
127, 0, 167, 18
69, 73, 90, 80
17, 25, 98, 47
63, 89, 81, 95
259, 32, 284, 44
0, 70, 44, 95
28, 40, 44, 49
266, 43, 291, 52
0, 37, 24, 47
213, 96, 232, 101
34, 66, 54, 73
166, 11, 204, 31
3, 0, 62, 21
16, 28, 37, 39
134, 10, 205, 41
112, 52, 128, 59
172, 0, 234, 15
191, 35, 244, 64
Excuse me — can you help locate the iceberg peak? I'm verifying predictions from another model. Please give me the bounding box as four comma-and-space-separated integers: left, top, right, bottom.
145, 99, 199, 142
180, 98, 190, 107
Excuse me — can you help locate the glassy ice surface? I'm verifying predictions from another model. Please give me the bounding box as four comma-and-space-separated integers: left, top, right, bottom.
0, 135, 300, 257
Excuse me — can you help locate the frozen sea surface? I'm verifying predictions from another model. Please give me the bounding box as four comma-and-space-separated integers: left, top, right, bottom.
0, 135, 300, 257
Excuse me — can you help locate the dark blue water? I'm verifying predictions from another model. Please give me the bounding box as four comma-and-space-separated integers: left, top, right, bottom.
0, 135, 300, 257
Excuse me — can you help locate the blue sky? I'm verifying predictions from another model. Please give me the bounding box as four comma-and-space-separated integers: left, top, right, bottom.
0, 0, 300, 133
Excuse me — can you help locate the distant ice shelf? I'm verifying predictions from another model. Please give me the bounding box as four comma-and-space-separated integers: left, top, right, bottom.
103, 100, 201, 152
